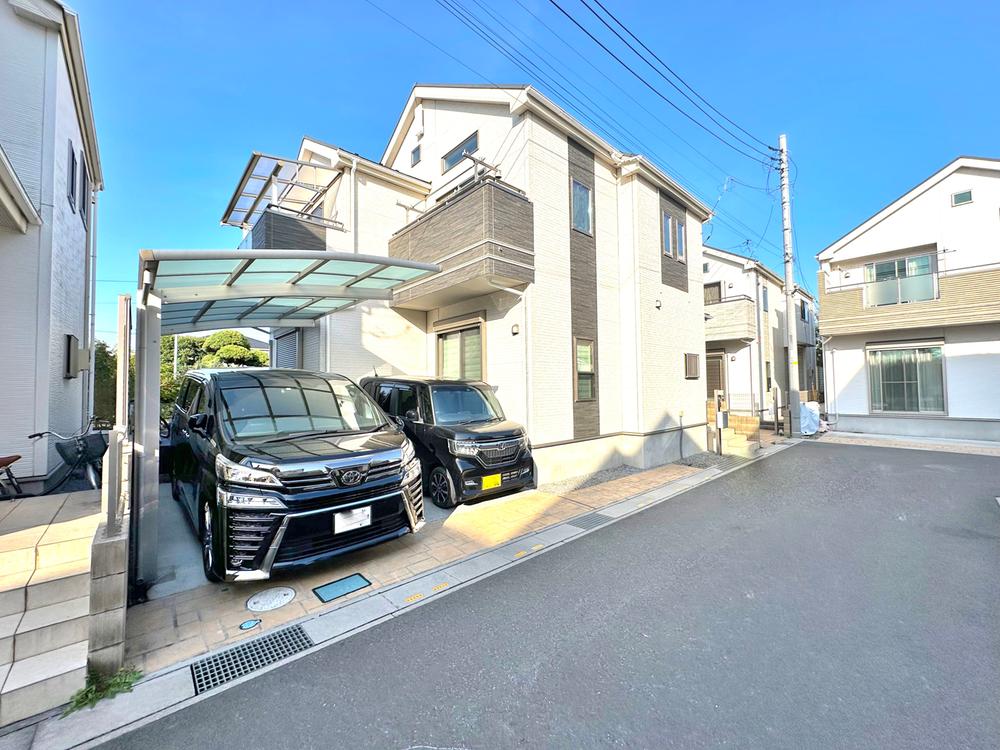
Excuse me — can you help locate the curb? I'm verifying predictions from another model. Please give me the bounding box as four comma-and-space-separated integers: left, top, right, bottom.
1, 441, 794, 750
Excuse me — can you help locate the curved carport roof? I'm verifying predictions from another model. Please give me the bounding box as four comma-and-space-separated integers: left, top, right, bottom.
138, 248, 439, 334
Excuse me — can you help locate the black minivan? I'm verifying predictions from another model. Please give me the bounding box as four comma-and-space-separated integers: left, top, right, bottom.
169, 368, 423, 583
359, 376, 533, 508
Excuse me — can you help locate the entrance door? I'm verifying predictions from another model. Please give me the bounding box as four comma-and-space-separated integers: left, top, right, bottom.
706, 354, 725, 399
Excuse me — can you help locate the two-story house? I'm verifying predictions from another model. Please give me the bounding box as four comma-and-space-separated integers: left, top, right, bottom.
703, 246, 817, 428
0, 0, 102, 486
223, 84, 712, 481
817, 156, 1000, 440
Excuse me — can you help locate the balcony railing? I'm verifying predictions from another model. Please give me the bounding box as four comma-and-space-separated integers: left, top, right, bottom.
704, 296, 756, 342
864, 272, 937, 307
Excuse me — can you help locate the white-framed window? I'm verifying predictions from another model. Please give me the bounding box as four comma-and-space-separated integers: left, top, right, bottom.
684, 352, 699, 379
442, 132, 478, 173
67, 140, 77, 212
410, 145, 421, 167
762, 286, 769, 311
863, 253, 937, 306
800, 299, 808, 321
79, 154, 89, 228
661, 212, 673, 256
571, 178, 593, 234
867, 343, 945, 414
438, 325, 482, 380
573, 337, 596, 401
676, 219, 686, 262
951, 190, 972, 207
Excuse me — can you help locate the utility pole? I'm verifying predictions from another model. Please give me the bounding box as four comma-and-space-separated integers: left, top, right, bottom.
778, 134, 800, 437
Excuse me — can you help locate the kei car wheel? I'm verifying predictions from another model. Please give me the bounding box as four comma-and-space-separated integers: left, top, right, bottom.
429, 466, 459, 509
200, 501, 224, 583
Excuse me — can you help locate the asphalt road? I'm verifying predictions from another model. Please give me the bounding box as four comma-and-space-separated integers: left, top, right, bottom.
104, 442, 1000, 749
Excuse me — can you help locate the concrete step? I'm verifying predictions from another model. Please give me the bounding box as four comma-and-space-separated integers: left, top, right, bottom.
27, 560, 90, 610
0, 611, 18, 666
724, 443, 758, 459
0, 572, 31, 618
0, 640, 87, 727
35, 534, 92, 570
13, 596, 89, 661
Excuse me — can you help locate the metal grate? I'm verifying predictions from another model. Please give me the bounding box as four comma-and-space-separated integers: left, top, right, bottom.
190, 624, 314, 694
567, 512, 613, 531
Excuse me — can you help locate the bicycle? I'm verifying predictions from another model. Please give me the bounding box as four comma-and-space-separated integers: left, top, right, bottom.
0, 417, 110, 500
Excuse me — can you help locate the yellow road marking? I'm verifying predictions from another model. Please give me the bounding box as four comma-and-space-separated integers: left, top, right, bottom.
531, 544, 544, 551
403, 593, 424, 603
431, 582, 449, 592
514, 550, 528, 558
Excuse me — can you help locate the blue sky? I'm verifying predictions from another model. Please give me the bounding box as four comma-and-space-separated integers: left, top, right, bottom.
76, 0, 1000, 343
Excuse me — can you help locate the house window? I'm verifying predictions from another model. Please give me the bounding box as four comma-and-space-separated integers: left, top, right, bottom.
684, 352, 699, 379
800, 299, 807, 320
864, 253, 937, 306
702, 262, 709, 273
765, 361, 772, 391
79, 155, 89, 228
67, 141, 77, 212
410, 145, 421, 167
442, 132, 478, 173
762, 286, 769, 311
438, 325, 482, 380
704, 282, 721, 304
574, 337, 596, 401
951, 190, 972, 206
676, 220, 686, 262
661, 212, 674, 257
571, 178, 592, 234
867, 344, 945, 414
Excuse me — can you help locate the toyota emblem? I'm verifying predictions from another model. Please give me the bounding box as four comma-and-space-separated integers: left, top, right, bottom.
338, 469, 365, 487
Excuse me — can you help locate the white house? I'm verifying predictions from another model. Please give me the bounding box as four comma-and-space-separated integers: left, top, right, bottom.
817, 156, 1000, 440
703, 246, 817, 425
0, 0, 102, 485
223, 84, 713, 481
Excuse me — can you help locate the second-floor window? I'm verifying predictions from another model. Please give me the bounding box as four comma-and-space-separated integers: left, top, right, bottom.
704, 282, 721, 304
66, 140, 77, 212
763, 286, 769, 311
79, 155, 89, 228
864, 253, 937, 306
800, 299, 808, 320
442, 132, 478, 173
662, 212, 673, 257
410, 145, 421, 167
676, 219, 686, 262
571, 178, 592, 234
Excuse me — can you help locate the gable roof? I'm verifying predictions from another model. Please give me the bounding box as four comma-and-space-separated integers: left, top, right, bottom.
704, 245, 784, 286
817, 156, 1000, 262
380, 83, 711, 221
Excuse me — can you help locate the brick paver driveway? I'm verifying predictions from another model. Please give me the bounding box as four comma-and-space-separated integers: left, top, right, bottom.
107, 442, 1000, 749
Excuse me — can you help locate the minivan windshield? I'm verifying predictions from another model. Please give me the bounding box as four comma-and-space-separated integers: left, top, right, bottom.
430, 384, 504, 425
217, 374, 386, 441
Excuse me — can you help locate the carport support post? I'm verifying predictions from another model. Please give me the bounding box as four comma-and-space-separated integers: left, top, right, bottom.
133, 290, 161, 592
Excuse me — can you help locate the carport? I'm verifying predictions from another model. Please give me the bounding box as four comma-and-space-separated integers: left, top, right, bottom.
129, 248, 440, 594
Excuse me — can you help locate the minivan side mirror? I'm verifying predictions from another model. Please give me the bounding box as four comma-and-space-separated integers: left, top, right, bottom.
404, 409, 420, 423
188, 413, 213, 436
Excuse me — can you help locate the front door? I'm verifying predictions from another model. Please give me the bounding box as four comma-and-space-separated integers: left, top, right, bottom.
706, 354, 726, 399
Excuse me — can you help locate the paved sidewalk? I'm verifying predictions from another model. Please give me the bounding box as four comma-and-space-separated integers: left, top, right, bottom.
816, 430, 1000, 457
124, 462, 702, 675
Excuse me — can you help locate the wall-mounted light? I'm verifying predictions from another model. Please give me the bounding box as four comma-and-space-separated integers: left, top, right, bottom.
655, 299, 662, 309
727, 282, 734, 288
511, 323, 520, 335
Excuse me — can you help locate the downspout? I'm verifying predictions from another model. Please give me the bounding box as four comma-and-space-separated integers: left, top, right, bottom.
754, 267, 766, 435
351, 157, 359, 253
820, 335, 837, 426
81, 189, 97, 426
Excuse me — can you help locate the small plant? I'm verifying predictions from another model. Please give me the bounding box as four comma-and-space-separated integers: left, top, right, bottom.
63, 667, 142, 716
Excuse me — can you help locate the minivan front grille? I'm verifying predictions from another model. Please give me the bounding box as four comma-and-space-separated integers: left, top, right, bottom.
283, 482, 404, 514
280, 459, 402, 493
225, 510, 279, 570
404, 471, 424, 519
476, 438, 524, 468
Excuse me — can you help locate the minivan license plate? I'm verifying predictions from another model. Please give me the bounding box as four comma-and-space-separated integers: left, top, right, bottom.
481, 474, 501, 490
334, 506, 371, 534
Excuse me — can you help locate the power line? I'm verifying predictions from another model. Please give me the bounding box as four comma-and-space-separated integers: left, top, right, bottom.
586, 0, 774, 152
545, 0, 773, 166
577, 0, 773, 159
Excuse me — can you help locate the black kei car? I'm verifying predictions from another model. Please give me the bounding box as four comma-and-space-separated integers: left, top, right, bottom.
169, 369, 423, 583
359, 376, 533, 508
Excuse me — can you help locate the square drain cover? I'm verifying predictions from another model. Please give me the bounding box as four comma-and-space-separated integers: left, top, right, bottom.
313, 573, 371, 603
568, 512, 613, 531
191, 624, 313, 694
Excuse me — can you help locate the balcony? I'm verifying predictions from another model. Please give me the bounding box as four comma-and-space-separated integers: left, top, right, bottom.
388, 177, 534, 310
864, 272, 937, 307
704, 296, 756, 343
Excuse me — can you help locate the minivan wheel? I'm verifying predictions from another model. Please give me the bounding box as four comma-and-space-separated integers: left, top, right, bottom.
429, 466, 459, 509
200, 502, 224, 583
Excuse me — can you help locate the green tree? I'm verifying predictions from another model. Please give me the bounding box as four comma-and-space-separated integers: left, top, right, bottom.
160, 335, 204, 375
93, 341, 117, 421
201, 330, 249, 353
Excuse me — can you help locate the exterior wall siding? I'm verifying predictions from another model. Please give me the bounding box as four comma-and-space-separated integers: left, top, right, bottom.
250, 210, 326, 251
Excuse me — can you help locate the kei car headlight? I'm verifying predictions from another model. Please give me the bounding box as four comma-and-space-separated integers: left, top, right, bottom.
401, 438, 416, 465
215, 453, 281, 488
217, 488, 287, 510
448, 439, 478, 458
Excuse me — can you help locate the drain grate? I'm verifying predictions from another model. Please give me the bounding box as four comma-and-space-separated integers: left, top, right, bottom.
191, 624, 314, 694
567, 512, 613, 531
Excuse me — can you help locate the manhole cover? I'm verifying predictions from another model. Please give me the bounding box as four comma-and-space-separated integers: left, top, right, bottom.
246, 586, 296, 613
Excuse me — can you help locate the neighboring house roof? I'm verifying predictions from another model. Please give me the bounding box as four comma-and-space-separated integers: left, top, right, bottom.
0, 143, 42, 232
299, 136, 430, 193
10, 0, 103, 189
817, 156, 1000, 262
704, 245, 816, 303
380, 83, 711, 221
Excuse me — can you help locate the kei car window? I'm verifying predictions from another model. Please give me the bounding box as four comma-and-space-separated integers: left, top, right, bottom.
177, 380, 196, 411
396, 386, 418, 418
430, 385, 503, 425
218, 375, 385, 440
375, 384, 394, 414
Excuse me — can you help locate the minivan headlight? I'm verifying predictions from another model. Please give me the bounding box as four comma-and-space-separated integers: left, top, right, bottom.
217, 488, 287, 510
448, 439, 478, 458
401, 438, 416, 465
215, 453, 281, 487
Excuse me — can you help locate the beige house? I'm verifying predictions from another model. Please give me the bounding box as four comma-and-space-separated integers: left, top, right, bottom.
818, 156, 1000, 440
224, 84, 714, 481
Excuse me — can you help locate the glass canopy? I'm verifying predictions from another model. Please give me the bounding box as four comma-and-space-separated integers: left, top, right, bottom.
139, 249, 439, 334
